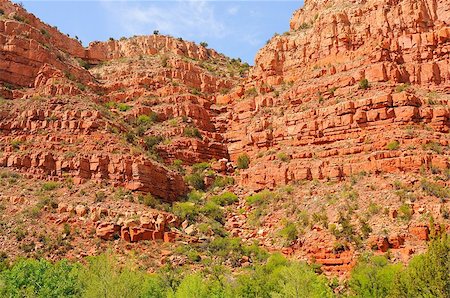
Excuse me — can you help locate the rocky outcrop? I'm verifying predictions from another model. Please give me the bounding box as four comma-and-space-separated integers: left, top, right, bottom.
224, 0, 450, 190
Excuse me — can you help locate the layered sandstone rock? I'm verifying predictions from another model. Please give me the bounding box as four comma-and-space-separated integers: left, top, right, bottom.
224, 0, 450, 190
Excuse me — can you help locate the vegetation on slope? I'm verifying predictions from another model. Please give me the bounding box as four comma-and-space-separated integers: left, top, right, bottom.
0, 236, 449, 297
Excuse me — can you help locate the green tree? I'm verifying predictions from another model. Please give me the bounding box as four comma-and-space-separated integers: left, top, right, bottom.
349, 255, 402, 298
80, 254, 147, 298
0, 259, 81, 298
392, 236, 450, 298
174, 274, 209, 298
271, 263, 333, 298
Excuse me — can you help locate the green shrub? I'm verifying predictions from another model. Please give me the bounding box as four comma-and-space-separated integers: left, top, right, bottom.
199, 41, 208, 48
368, 202, 381, 215
13, 14, 27, 23
125, 132, 135, 144
277, 152, 290, 162
172, 159, 184, 172
144, 135, 163, 151
136, 115, 151, 125
211, 192, 238, 206
398, 204, 413, 221
422, 141, 443, 154
95, 191, 106, 202
200, 201, 224, 223
359, 78, 370, 90
137, 112, 158, 125
395, 83, 410, 93
246, 190, 276, 206
237, 153, 250, 169
187, 190, 204, 203
172, 202, 199, 221
0, 259, 82, 297
42, 181, 59, 191
142, 194, 158, 208
244, 87, 258, 97
117, 103, 131, 112
77, 58, 91, 70
278, 221, 298, 243
386, 140, 400, 150
192, 162, 211, 173
10, 139, 23, 150
421, 179, 449, 200
392, 236, 450, 297
349, 255, 402, 298
104, 102, 117, 109
185, 173, 205, 190
37, 196, 58, 210
212, 176, 234, 188
183, 127, 202, 139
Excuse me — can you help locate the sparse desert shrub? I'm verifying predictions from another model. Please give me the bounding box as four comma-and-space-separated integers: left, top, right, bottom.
212, 175, 234, 188
386, 140, 400, 150
42, 181, 59, 191
421, 179, 449, 200
117, 103, 131, 112
422, 141, 443, 154
185, 173, 205, 190
136, 115, 151, 125
278, 221, 298, 243
192, 162, 210, 173
142, 194, 158, 208
95, 191, 106, 203
125, 132, 135, 144
172, 159, 184, 172
368, 202, 381, 215
398, 203, 413, 221
246, 190, 276, 206
200, 201, 223, 223
244, 87, 258, 97
183, 127, 202, 139
359, 78, 369, 90
172, 202, 199, 221
199, 41, 208, 48
37, 196, 58, 210
237, 153, 250, 169
395, 83, 410, 93
211, 192, 238, 206
277, 152, 290, 162
144, 135, 163, 151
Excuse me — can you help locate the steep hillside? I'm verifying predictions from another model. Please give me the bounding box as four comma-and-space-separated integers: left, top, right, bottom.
0, 0, 449, 280
220, 0, 450, 273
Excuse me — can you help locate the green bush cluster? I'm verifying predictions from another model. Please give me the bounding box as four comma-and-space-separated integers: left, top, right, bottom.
359, 78, 370, 90
183, 126, 202, 139
211, 192, 238, 206
421, 179, 449, 200
1, 236, 449, 297
0, 252, 332, 298
246, 189, 276, 206
386, 140, 400, 150
349, 236, 450, 297
42, 181, 59, 191
237, 153, 250, 169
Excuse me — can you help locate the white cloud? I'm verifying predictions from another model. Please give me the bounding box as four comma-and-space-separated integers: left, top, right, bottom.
227, 5, 239, 15
102, 0, 226, 40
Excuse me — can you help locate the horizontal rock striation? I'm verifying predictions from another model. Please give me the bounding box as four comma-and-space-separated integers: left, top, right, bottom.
224, 0, 450, 190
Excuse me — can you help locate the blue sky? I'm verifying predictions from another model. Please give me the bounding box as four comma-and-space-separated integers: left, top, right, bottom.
17, 1, 303, 63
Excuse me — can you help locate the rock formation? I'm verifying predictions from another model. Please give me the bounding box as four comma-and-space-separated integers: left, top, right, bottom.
0, 0, 449, 275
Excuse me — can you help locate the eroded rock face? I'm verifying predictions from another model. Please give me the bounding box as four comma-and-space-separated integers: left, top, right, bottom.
224, 0, 450, 190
